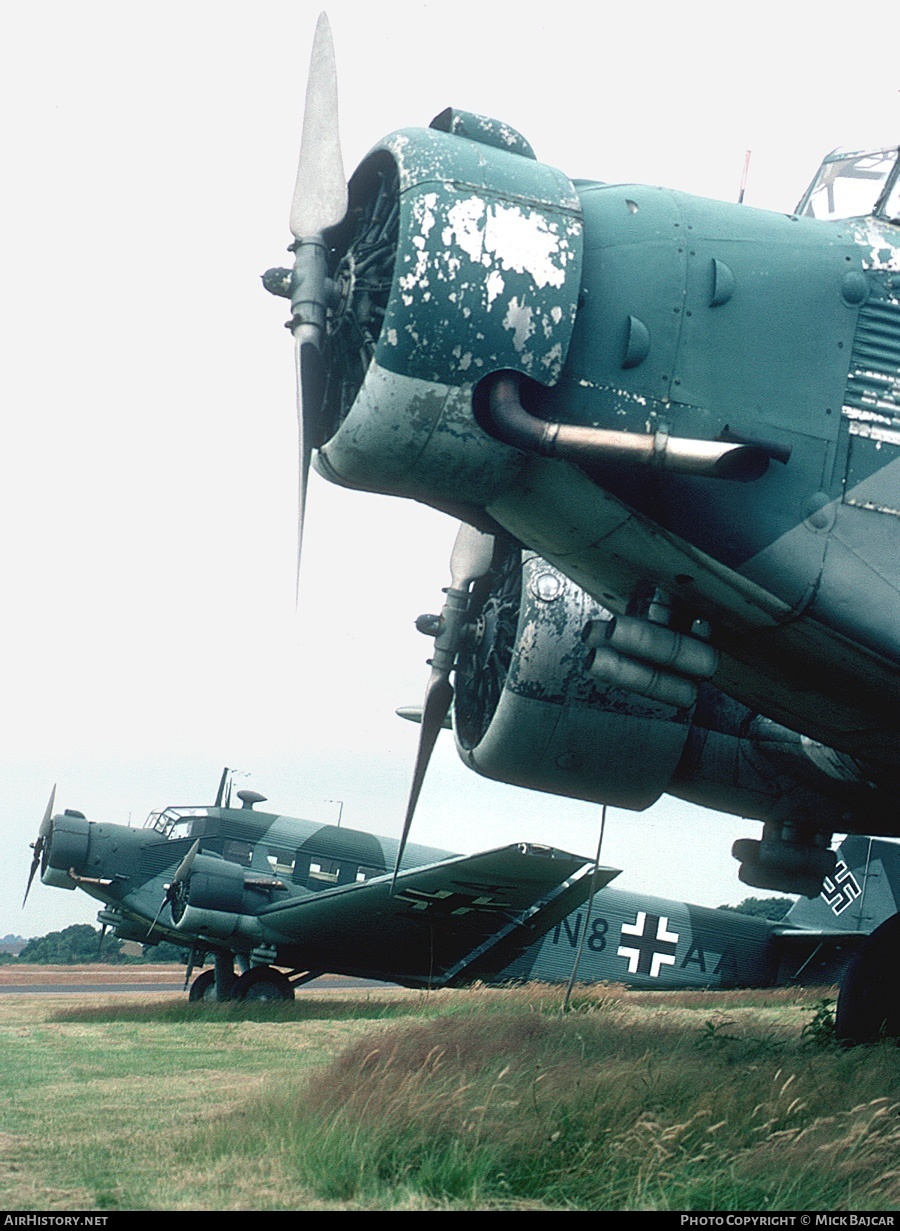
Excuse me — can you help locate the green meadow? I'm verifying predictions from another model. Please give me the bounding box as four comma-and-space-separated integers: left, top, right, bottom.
0, 983, 898, 1211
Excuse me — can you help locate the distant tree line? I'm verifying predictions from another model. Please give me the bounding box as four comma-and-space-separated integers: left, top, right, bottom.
2, 924, 188, 964
717, 896, 794, 921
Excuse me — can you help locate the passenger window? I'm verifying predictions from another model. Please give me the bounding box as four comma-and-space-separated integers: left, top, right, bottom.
223, 839, 254, 868
267, 849, 295, 876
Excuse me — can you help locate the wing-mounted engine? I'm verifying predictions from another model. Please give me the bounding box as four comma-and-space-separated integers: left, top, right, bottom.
425, 532, 894, 896
169, 854, 286, 945
452, 536, 695, 808
310, 111, 584, 508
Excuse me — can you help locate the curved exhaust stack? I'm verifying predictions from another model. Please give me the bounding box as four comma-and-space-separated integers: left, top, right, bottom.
582, 614, 720, 710
484, 374, 774, 481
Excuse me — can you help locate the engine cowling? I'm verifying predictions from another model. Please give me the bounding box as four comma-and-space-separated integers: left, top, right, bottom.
313, 113, 583, 510
171, 854, 272, 944
453, 540, 694, 808
40, 812, 91, 890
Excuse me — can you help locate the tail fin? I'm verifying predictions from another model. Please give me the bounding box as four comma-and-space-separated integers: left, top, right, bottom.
784, 837, 900, 933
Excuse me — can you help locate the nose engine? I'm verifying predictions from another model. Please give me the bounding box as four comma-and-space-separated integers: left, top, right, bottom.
267, 110, 584, 514
40, 810, 92, 890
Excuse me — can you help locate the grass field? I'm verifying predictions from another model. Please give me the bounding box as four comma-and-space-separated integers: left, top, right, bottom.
0, 976, 898, 1211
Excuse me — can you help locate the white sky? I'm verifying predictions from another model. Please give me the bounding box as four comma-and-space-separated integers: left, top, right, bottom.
2, 0, 898, 939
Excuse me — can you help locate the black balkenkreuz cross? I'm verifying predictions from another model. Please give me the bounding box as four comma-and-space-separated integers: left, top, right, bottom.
821, 861, 862, 916
394, 888, 508, 916
618, 911, 679, 977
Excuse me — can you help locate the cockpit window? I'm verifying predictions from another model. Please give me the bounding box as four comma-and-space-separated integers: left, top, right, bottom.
798, 148, 900, 221
144, 807, 208, 837
884, 176, 900, 225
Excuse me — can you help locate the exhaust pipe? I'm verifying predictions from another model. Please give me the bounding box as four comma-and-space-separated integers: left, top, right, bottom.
485, 374, 773, 481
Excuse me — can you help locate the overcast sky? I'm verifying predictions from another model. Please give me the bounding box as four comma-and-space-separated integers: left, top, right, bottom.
3, 0, 898, 939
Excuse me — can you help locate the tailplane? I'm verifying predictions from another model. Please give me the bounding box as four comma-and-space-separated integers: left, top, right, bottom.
783, 837, 900, 934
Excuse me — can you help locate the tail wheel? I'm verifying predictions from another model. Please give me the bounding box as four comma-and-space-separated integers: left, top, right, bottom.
232, 966, 295, 1002
835, 913, 900, 1045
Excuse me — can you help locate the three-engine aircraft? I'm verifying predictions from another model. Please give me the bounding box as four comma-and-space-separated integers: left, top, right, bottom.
261, 15, 900, 1040
22, 774, 900, 1016
22, 772, 602, 1001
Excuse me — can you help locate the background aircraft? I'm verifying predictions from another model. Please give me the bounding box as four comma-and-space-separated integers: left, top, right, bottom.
260, 15, 900, 1040
23, 772, 603, 1001
22, 775, 899, 1028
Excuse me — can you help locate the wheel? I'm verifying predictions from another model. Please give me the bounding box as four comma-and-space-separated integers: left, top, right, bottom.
836, 913, 900, 1045
188, 969, 221, 1002
232, 966, 295, 1002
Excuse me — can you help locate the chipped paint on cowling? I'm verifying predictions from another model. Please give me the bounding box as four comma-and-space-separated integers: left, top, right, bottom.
439, 198, 574, 291
315, 358, 521, 507
360, 123, 583, 386
503, 296, 534, 352
850, 219, 900, 271
458, 550, 694, 809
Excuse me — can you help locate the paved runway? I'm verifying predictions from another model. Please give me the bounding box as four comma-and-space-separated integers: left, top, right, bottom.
0, 975, 392, 994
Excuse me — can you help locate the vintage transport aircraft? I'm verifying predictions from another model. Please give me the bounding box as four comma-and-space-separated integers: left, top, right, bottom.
21, 774, 900, 1011
260, 15, 900, 1041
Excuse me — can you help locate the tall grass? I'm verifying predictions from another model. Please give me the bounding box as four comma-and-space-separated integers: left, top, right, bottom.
202, 984, 900, 1210
2, 983, 898, 1209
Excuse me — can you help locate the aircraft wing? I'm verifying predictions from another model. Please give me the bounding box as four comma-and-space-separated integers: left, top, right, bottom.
255, 844, 611, 987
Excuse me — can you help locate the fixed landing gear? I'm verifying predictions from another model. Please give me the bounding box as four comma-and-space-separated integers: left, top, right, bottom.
836, 913, 900, 1045
187, 962, 296, 1003
188, 951, 238, 1002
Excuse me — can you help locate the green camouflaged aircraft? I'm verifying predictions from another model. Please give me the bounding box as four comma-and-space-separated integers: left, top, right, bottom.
22, 772, 900, 1007
260, 16, 900, 1041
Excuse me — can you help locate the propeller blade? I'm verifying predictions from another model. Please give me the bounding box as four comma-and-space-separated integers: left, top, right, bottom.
147, 840, 200, 937
449, 523, 495, 591
23, 785, 56, 907
391, 670, 454, 892
285, 15, 348, 599
390, 524, 497, 890
293, 331, 318, 595
290, 11, 347, 240
172, 839, 201, 886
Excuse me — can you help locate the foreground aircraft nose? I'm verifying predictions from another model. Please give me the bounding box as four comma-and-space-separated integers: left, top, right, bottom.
27, 805, 147, 896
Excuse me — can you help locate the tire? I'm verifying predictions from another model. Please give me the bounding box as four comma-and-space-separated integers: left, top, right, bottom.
188, 969, 221, 1002
835, 913, 900, 1045
232, 966, 295, 1002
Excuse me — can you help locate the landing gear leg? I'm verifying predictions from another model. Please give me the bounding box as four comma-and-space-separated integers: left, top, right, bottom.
214, 952, 236, 1000
188, 954, 238, 1003
836, 913, 900, 1045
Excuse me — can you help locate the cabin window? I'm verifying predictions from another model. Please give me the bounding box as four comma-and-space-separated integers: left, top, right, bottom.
356, 865, 382, 882
267, 849, 295, 877
308, 858, 340, 884
223, 839, 254, 868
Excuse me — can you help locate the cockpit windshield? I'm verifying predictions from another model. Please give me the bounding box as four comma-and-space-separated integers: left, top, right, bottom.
797, 147, 900, 222
144, 807, 209, 838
